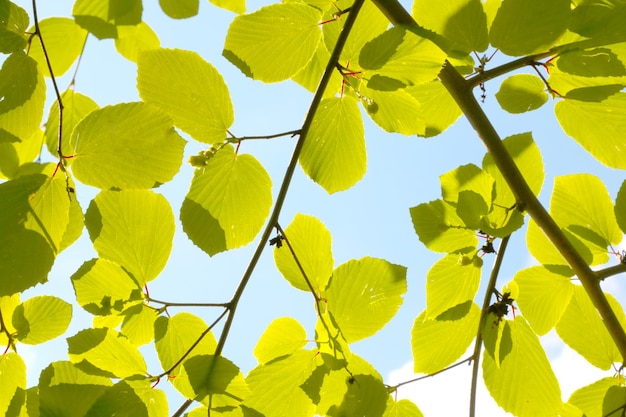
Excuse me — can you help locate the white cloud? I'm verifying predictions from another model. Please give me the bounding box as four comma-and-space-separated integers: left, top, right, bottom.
387, 338, 611, 416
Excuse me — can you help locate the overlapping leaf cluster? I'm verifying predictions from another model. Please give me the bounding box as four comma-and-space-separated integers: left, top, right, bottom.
1, 0, 626, 416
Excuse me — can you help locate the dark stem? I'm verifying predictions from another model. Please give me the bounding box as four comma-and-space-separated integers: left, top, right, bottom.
228, 129, 301, 142
146, 297, 231, 308
596, 263, 626, 281
469, 236, 510, 417
171, 1, 367, 414
391, 355, 473, 391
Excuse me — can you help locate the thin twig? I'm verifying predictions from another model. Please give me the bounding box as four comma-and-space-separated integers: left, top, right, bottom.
469, 236, 510, 417
171, 1, 367, 415
596, 263, 626, 281
147, 297, 230, 308
391, 356, 473, 391
227, 129, 301, 143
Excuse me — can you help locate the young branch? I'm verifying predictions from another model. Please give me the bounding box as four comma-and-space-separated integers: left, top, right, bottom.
146, 297, 231, 309
596, 263, 626, 281
390, 355, 473, 391
469, 235, 510, 417
227, 129, 301, 143
172, 1, 367, 415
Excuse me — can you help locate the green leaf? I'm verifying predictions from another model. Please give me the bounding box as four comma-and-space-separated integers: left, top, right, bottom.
12, 295, 72, 345
412, 302, 479, 374
483, 317, 561, 417
526, 218, 590, 267
570, 0, 626, 45
70, 102, 186, 189
38, 361, 112, 417
292, 43, 342, 96
408, 80, 462, 138
513, 266, 574, 336
555, 93, 626, 169
181, 145, 272, 256
0, 52, 46, 143
86, 377, 168, 417
244, 349, 318, 417
326, 374, 388, 417
555, 46, 626, 78
115, 22, 160, 62
0, 294, 19, 346
274, 214, 333, 292
383, 398, 424, 417
254, 317, 308, 364
358, 26, 446, 90
67, 327, 147, 378
120, 304, 157, 346
181, 355, 248, 405
210, 0, 245, 14
299, 97, 365, 193
482, 132, 544, 208
85, 190, 175, 285
0, 1, 29, 53
325, 257, 407, 343
322, 0, 389, 65
73, 0, 142, 39
0, 352, 26, 417
568, 377, 621, 417
410, 199, 477, 253
137, 48, 233, 144
358, 85, 425, 136
556, 286, 624, 370
550, 174, 622, 265
44, 90, 99, 159
28, 18, 88, 77
223, 3, 322, 82
154, 313, 219, 400
0, 173, 71, 296
616, 180, 626, 234
71, 258, 143, 316
159, 0, 198, 19
482, 313, 513, 368
496, 74, 549, 114
411, 0, 488, 54
0, 130, 42, 180
489, 0, 570, 56
425, 254, 482, 319
440, 163, 494, 207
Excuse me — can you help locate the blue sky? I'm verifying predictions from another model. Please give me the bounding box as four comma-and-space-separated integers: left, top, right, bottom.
10, 0, 626, 415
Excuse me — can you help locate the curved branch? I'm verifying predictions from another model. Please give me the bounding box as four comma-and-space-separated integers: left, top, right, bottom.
469, 235, 510, 417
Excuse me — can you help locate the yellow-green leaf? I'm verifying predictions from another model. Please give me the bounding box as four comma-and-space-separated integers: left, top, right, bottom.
496, 74, 549, 114
12, 295, 72, 345
28, 18, 87, 77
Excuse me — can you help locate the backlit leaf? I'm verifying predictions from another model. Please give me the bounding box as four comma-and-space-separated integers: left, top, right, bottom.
489, 0, 570, 56
224, 3, 322, 82
496, 74, 549, 114
383, 398, 424, 417
71, 102, 186, 189
550, 174, 622, 265
410, 199, 477, 253
555, 93, 626, 169
359, 85, 425, 136
38, 361, 112, 417
299, 96, 366, 193
244, 349, 318, 417
120, 304, 157, 346
86, 190, 175, 285
0, 52, 45, 143
159, 0, 198, 19
138, 48, 233, 144
570, 0, 626, 45
0, 353, 26, 417
71, 258, 143, 316
425, 254, 482, 319
28, 18, 88, 77
412, 0, 488, 54
181, 145, 272, 256
325, 257, 407, 343
210, 0, 245, 14
73, 0, 142, 39
556, 286, 624, 370
67, 328, 147, 378
12, 295, 72, 345
483, 317, 561, 417
254, 317, 308, 364
513, 266, 574, 335
86, 377, 168, 417
412, 302, 479, 374
273, 213, 334, 292
409, 80, 462, 138
0, 1, 29, 53
115, 22, 160, 62
45, 90, 99, 159
359, 26, 446, 90
616, 180, 626, 234
568, 377, 621, 417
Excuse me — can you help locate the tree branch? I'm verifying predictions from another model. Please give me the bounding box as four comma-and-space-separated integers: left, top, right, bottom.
171, 1, 367, 415
469, 235, 510, 417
